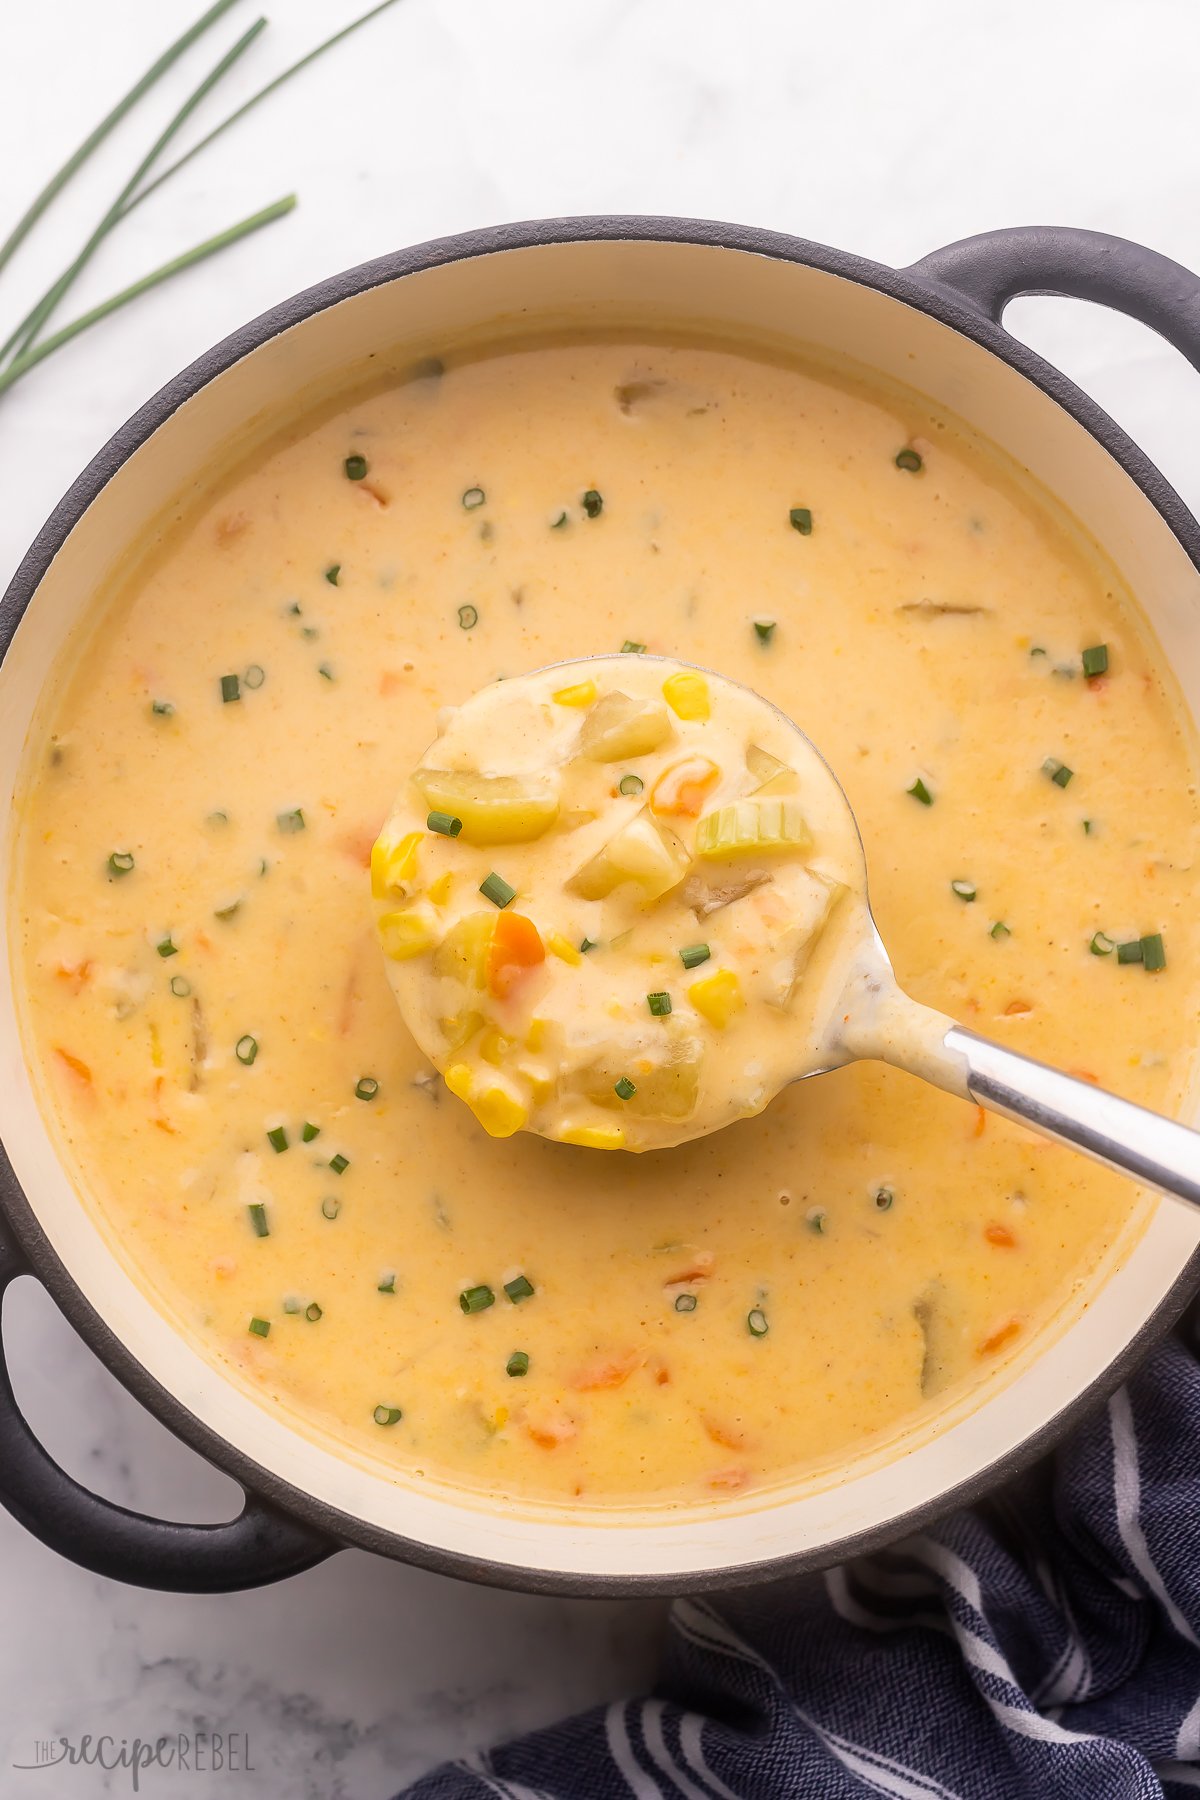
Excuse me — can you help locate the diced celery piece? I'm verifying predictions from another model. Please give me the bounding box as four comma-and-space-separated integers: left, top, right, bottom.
432, 911, 496, 985
413, 768, 559, 844
567, 809, 690, 902
745, 743, 798, 795
578, 691, 673, 761
695, 799, 812, 860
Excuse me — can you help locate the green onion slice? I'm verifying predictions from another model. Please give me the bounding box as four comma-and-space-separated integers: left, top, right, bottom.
355, 1076, 379, 1101
620, 640, 646, 654
329, 1153, 349, 1175
1090, 931, 1115, 957
220, 673, 240, 703
504, 1275, 534, 1302
950, 879, 977, 903
344, 453, 368, 481
156, 935, 178, 958
458, 603, 479, 630
108, 850, 135, 877
754, 618, 777, 644
378, 1272, 396, 1294
324, 563, 341, 586
506, 1350, 530, 1377
170, 974, 191, 997
613, 1076, 637, 1100
1141, 933, 1166, 972
151, 699, 175, 717
427, 810, 463, 837
460, 1284, 495, 1314
267, 1125, 288, 1153
618, 774, 644, 797
579, 937, 599, 954
373, 1404, 402, 1426
321, 1196, 341, 1220
747, 1307, 769, 1337
247, 1202, 269, 1238
480, 871, 516, 908
646, 991, 672, 1017
305, 1302, 323, 1322
679, 943, 711, 969
907, 778, 933, 806
235, 1034, 258, 1065
1043, 757, 1074, 788
895, 447, 923, 473
277, 807, 306, 833
1116, 939, 1144, 965
248, 1317, 270, 1338
674, 1292, 698, 1313
244, 664, 265, 690
807, 1208, 827, 1234
582, 489, 603, 518
874, 1187, 894, 1211
1082, 644, 1109, 677
990, 921, 1011, 940
788, 506, 813, 534
462, 486, 485, 509
302, 1121, 321, 1141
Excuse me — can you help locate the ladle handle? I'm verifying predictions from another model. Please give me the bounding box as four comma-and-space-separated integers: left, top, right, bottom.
895, 1015, 1200, 1208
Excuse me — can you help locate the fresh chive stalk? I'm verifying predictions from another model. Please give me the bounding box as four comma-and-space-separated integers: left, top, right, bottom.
355, 1076, 379, 1101
247, 1202, 269, 1238
460, 1284, 495, 1314
267, 1125, 288, 1153
613, 1076, 636, 1100
907, 778, 933, 806
679, 943, 710, 969
747, 1307, 769, 1337
427, 810, 463, 837
248, 1317, 270, 1338
646, 992, 672, 1017
504, 1275, 534, 1302
458, 603, 479, 630
235, 1034, 258, 1065
506, 1351, 530, 1377
1082, 644, 1109, 677
480, 872, 516, 908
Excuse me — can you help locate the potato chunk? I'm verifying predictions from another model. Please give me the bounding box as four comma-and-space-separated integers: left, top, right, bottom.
578, 691, 673, 761
413, 768, 559, 845
575, 1036, 702, 1120
567, 809, 690, 902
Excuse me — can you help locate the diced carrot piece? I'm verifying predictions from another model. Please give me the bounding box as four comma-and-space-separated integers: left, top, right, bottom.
55, 958, 93, 993
972, 1105, 987, 1138
702, 1415, 748, 1451
649, 755, 720, 818
978, 1316, 1021, 1356
666, 1251, 714, 1285
53, 1047, 93, 1087
570, 1350, 643, 1391
1003, 999, 1032, 1016
487, 913, 545, 999
1069, 1068, 1100, 1086
708, 1465, 749, 1492
524, 1409, 578, 1448
984, 1222, 1016, 1248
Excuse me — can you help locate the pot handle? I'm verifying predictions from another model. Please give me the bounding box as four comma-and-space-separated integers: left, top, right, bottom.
0, 1217, 334, 1592
909, 226, 1200, 368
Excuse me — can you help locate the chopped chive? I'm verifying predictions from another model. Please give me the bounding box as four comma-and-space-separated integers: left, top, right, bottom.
427, 810, 463, 837
169, 974, 191, 997
618, 774, 644, 797
220, 673, 240, 703
579, 937, 599, 954
506, 1350, 530, 1377
108, 850, 135, 877
344, 453, 368, 481
1083, 819, 1095, 836
321, 1196, 341, 1220
247, 1202, 269, 1238
950, 879, 977, 903
461, 485, 485, 509
318, 662, 335, 681
151, 699, 175, 717
788, 506, 813, 535
1042, 757, 1074, 788
235, 1034, 258, 1065
378, 1272, 396, 1294
1141, 933, 1166, 972
807, 1208, 827, 1234
156, 935, 179, 958
753, 617, 777, 645
277, 807, 306, 833
1082, 644, 1109, 678
302, 1121, 320, 1142
243, 664, 265, 690
460, 1284, 495, 1314
480, 871, 516, 908
458, 603, 479, 630
646, 991, 672, 1017
329, 1153, 349, 1175
907, 778, 933, 806
1030, 645, 1047, 659
267, 1125, 288, 1154
990, 921, 1011, 940
207, 810, 229, 828
1116, 939, 1144, 965
874, 1186, 894, 1211
283, 1297, 303, 1315
214, 898, 242, 921
324, 563, 341, 586
582, 488, 603, 518
305, 1302, 323, 1322
674, 1292, 698, 1313
895, 447, 923, 473
614, 1076, 637, 1100
248, 1317, 270, 1338
747, 1307, 769, 1337
620, 640, 646, 654
679, 943, 711, 969
373, 1404, 402, 1426
504, 1274, 534, 1303
355, 1076, 379, 1101
1090, 931, 1115, 957
550, 510, 569, 529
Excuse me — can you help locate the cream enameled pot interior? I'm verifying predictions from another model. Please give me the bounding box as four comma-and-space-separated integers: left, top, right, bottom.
3, 235, 1200, 1585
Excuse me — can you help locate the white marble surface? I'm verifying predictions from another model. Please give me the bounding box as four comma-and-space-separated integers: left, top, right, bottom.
3, 0, 1200, 1792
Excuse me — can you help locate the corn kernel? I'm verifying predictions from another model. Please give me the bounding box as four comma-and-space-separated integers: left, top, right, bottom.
526, 1018, 549, 1051
371, 831, 421, 899
688, 968, 744, 1028
662, 671, 710, 721
378, 907, 438, 960
427, 871, 454, 906
445, 1063, 473, 1100
470, 1085, 529, 1138
441, 1010, 484, 1052
559, 1122, 627, 1149
526, 1071, 555, 1103
552, 679, 597, 708
480, 1027, 516, 1067
547, 932, 583, 966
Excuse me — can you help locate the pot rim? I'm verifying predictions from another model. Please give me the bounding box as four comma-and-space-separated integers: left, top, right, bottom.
4, 212, 1200, 1597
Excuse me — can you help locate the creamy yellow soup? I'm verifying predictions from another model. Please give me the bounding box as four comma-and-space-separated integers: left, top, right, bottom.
13, 337, 1200, 1506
